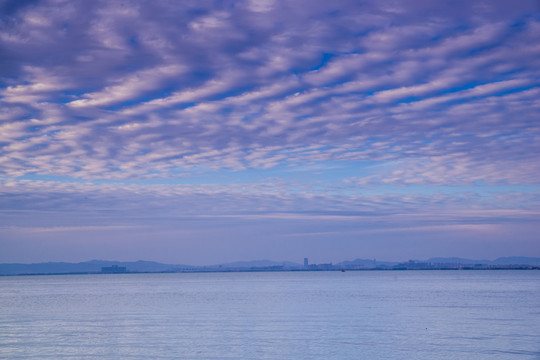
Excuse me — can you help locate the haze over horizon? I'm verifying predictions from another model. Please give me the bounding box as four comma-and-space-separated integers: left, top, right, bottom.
1, 0, 539, 265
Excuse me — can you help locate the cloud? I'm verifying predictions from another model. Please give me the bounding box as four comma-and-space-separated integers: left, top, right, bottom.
68, 65, 186, 108
6, 225, 141, 233
0, 66, 73, 104
1, 0, 539, 262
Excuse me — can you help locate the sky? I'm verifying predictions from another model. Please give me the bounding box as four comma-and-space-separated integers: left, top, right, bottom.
1, 0, 539, 265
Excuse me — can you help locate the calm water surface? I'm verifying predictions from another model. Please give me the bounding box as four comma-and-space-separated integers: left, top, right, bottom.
1, 271, 539, 359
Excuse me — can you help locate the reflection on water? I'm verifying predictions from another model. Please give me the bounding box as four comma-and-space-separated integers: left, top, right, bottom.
1, 271, 539, 359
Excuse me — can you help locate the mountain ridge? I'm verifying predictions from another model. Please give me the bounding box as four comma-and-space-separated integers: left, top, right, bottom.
1, 257, 539, 275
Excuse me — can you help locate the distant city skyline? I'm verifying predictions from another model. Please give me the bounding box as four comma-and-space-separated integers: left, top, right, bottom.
1, 0, 539, 264
2, 256, 540, 276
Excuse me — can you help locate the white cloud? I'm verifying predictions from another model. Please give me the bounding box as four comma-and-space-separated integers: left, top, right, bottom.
1, 66, 72, 104
0, 0, 537, 190
68, 64, 186, 108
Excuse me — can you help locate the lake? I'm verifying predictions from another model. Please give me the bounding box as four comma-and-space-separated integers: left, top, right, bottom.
1, 270, 539, 359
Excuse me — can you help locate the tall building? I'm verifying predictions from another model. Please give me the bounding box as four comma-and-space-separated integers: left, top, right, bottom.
304, 258, 309, 267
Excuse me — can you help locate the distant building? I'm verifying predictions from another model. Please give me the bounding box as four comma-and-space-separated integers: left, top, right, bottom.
310, 263, 333, 270
101, 265, 127, 274
304, 258, 309, 267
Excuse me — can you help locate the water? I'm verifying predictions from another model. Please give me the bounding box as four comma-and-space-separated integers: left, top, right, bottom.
1, 271, 539, 359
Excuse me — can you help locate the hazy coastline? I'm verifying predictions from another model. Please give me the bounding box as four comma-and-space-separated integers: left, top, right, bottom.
2, 256, 540, 276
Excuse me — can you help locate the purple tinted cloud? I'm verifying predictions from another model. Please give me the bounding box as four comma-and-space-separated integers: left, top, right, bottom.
1, 0, 539, 263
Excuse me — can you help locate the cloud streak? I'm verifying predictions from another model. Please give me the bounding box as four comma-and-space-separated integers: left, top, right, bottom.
1, 0, 539, 263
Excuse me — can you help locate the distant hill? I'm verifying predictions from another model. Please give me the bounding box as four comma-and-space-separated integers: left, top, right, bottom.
0, 260, 183, 275
1, 256, 539, 275
491, 257, 540, 265
0, 259, 299, 275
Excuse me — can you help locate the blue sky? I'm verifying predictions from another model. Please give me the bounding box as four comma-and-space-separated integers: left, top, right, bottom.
1, 0, 539, 264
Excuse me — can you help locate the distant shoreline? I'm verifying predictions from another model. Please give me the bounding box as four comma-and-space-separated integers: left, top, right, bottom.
2, 257, 540, 276
2, 266, 539, 277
